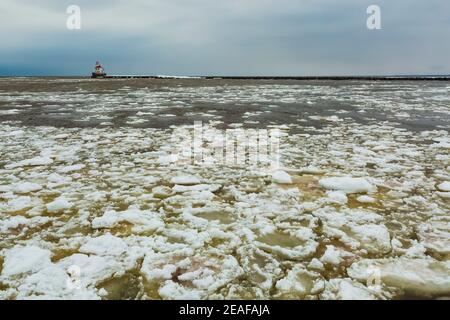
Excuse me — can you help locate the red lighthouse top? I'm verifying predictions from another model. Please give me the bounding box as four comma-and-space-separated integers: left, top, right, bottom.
92, 61, 106, 78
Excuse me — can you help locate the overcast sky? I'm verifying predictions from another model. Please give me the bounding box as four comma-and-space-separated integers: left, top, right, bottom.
0, 0, 449, 76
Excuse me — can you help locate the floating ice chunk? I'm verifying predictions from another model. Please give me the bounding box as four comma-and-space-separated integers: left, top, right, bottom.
313, 207, 383, 228
46, 197, 72, 213
152, 186, 172, 198
255, 232, 318, 260
47, 173, 72, 185
272, 170, 292, 184
386, 190, 408, 199
5, 129, 24, 136
348, 258, 450, 296
92, 207, 164, 233
237, 245, 282, 291
404, 241, 427, 258
436, 192, 450, 199
2, 246, 51, 276
326, 191, 348, 205
349, 224, 391, 254
321, 279, 377, 300
309, 115, 342, 122
163, 228, 207, 248
12, 182, 42, 194
320, 245, 342, 265
86, 191, 107, 202
6, 196, 36, 212
326, 115, 342, 122
178, 268, 214, 282
15, 264, 100, 300
58, 164, 85, 173
356, 195, 376, 203
80, 234, 128, 256
293, 227, 315, 241
295, 166, 324, 174
191, 190, 215, 201
170, 175, 201, 185
57, 253, 125, 286
13, 249, 130, 299
0, 185, 11, 193
54, 133, 70, 139
308, 258, 324, 271
276, 266, 323, 296
436, 181, 450, 192
172, 184, 221, 193
142, 253, 243, 299
158, 154, 178, 165
417, 220, 450, 254
5, 156, 53, 169
143, 264, 177, 280
0, 216, 29, 233
141, 176, 159, 186
91, 211, 119, 229
395, 112, 410, 118
191, 274, 216, 289
159, 281, 202, 300
319, 177, 376, 194
431, 138, 450, 149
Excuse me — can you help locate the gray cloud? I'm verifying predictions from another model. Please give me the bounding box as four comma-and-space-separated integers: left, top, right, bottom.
1, 0, 449, 76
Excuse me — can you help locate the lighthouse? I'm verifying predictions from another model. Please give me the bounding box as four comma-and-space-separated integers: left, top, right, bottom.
91, 61, 107, 78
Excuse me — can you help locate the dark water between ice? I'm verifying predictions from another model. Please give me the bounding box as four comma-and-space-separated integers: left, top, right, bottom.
0, 77, 448, 133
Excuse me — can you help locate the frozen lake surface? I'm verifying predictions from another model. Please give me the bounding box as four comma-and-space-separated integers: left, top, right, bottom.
0, 78, 449, 299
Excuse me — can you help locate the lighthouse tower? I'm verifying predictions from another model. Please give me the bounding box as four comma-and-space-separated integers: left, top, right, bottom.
91, 61, 107, 78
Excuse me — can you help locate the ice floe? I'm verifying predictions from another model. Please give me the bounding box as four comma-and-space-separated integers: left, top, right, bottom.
272, 170, 293, 184
348, 258, 450, 296
319, 177, 376, 194
46, 197, 72, 213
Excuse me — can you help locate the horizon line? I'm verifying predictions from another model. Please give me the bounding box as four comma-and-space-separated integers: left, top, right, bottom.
1, 74, 450, 80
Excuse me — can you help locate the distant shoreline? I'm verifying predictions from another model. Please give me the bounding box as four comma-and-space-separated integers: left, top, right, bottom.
1, 75, 450, 81
105, 75, 450, 81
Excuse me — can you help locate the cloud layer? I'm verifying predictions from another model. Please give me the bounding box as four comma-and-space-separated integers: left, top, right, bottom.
1, 0, 449, 76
